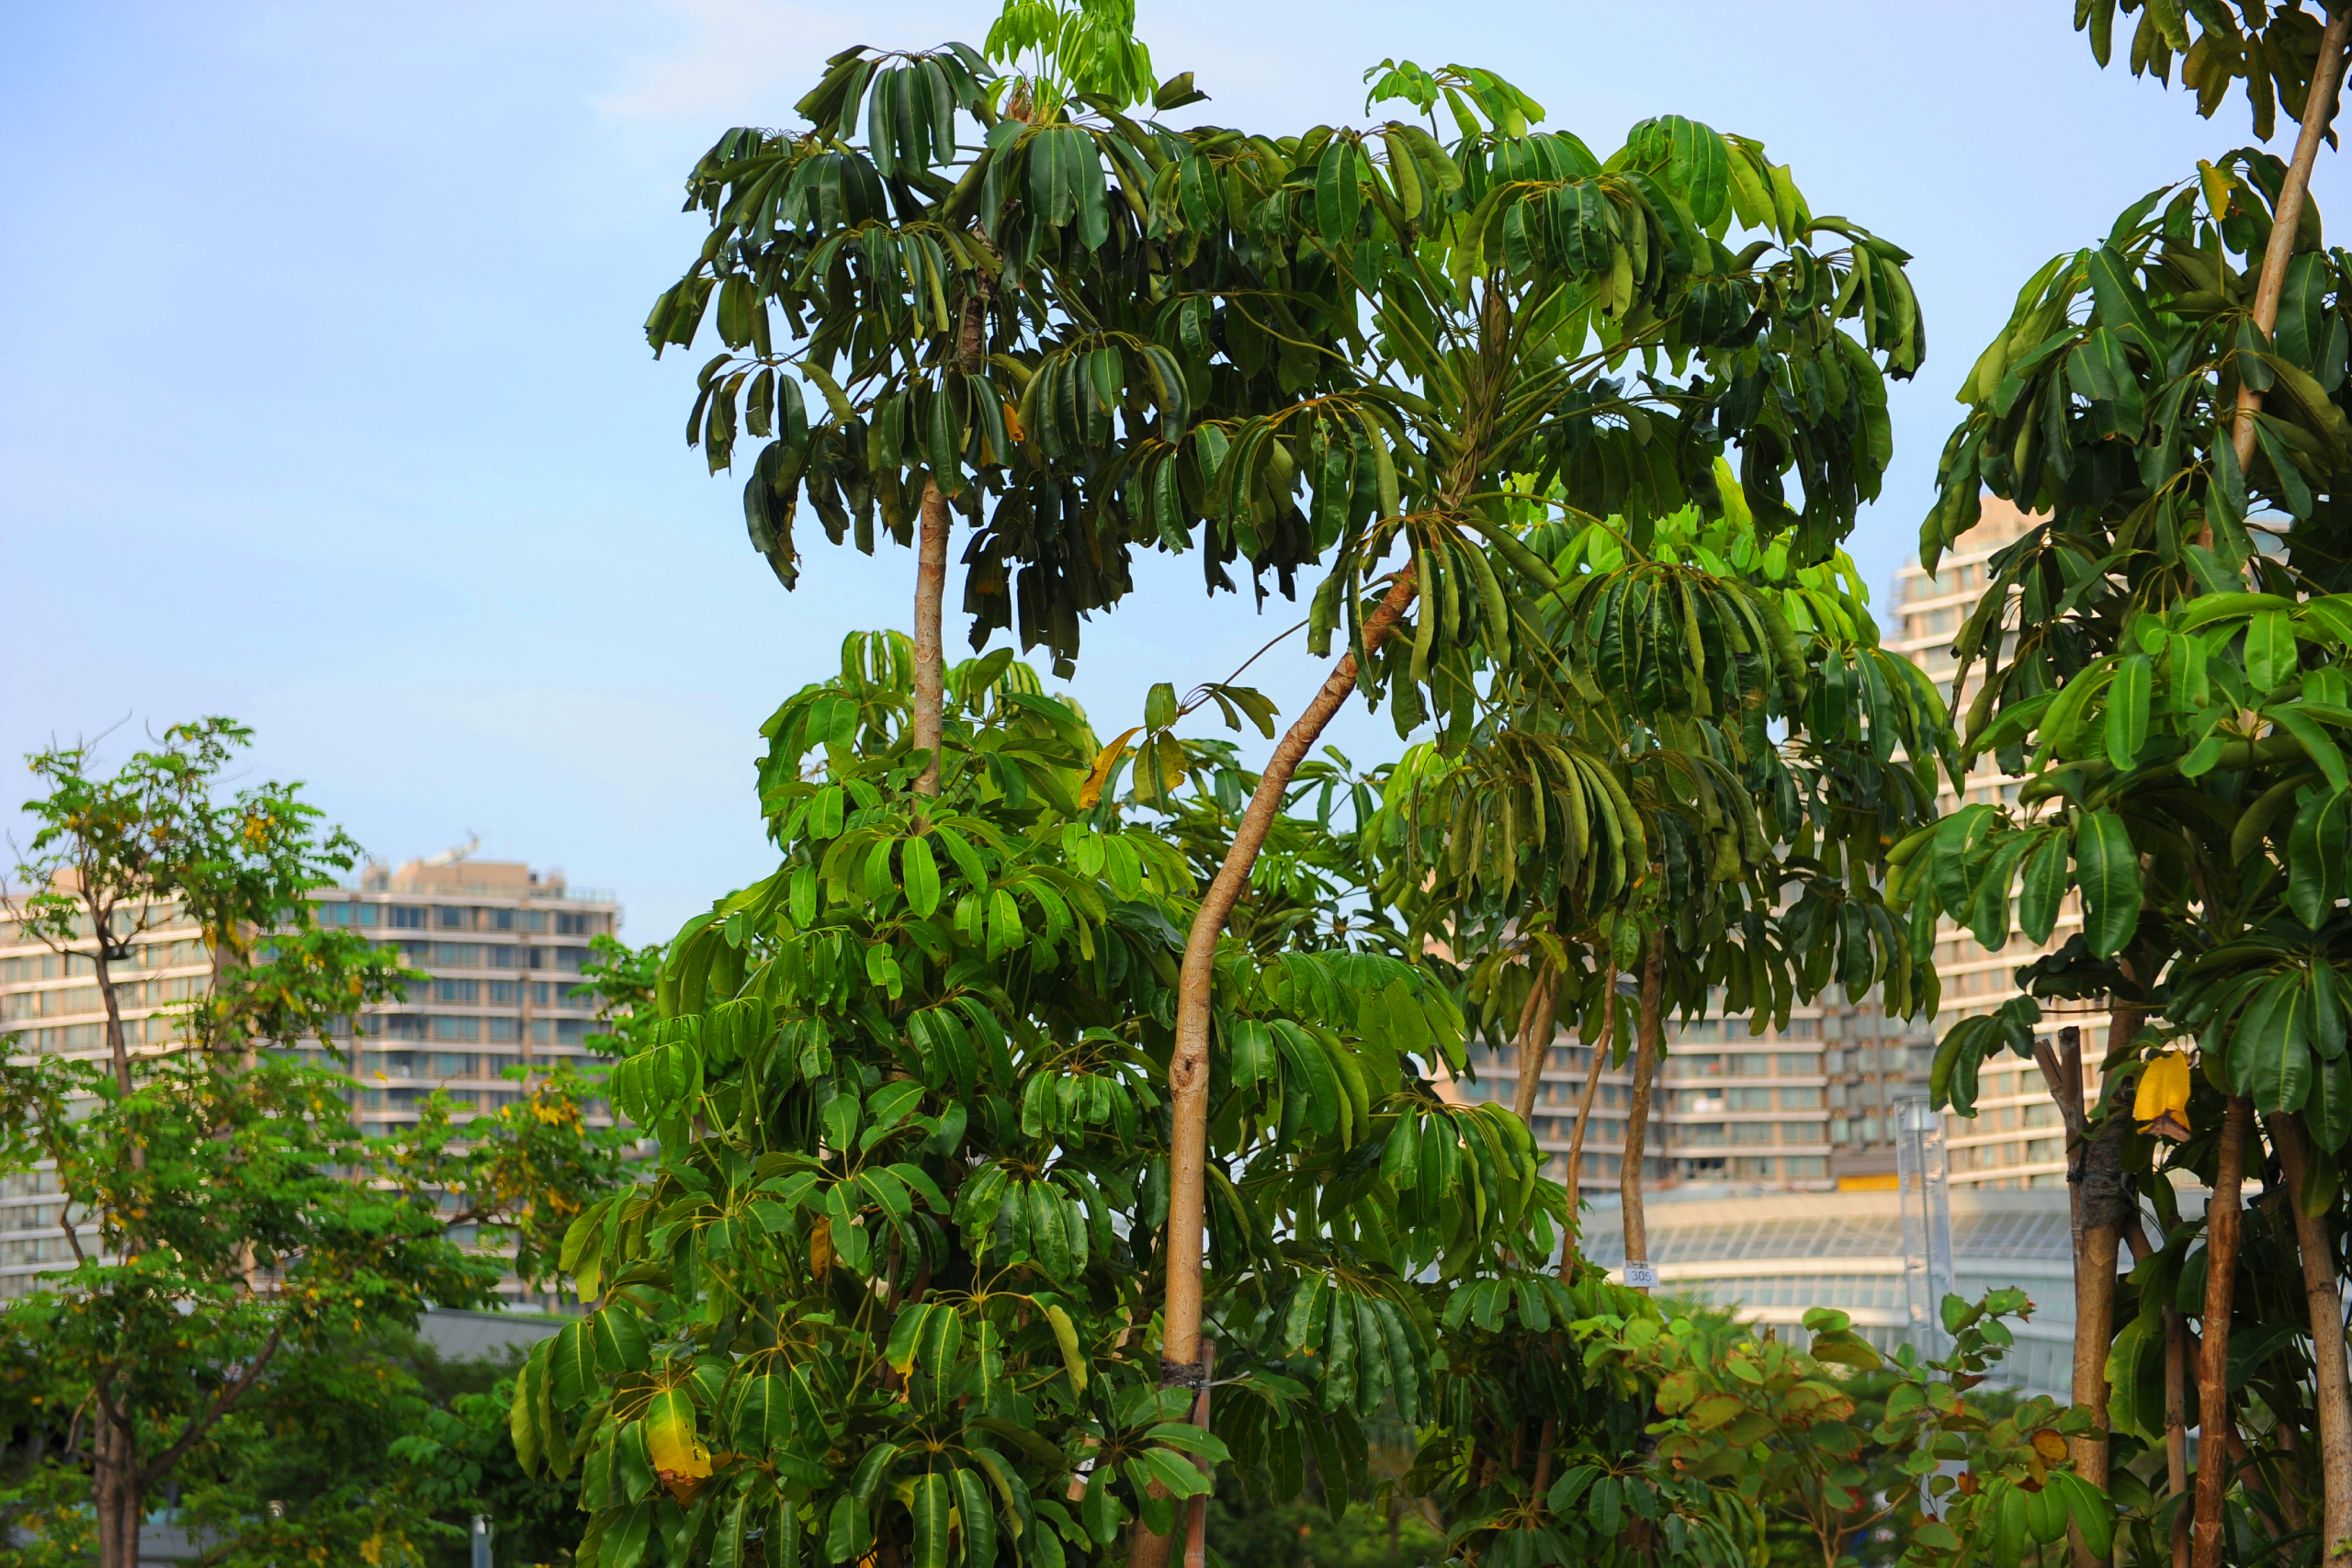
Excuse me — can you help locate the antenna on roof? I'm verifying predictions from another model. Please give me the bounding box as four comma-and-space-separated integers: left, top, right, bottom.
421, 832, 481, 868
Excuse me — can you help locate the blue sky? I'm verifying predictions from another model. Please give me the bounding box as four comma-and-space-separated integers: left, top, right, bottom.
6, 0, 2346, 940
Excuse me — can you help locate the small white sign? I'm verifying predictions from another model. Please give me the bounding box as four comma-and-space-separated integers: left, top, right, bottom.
1623, 1262, 1658, 1289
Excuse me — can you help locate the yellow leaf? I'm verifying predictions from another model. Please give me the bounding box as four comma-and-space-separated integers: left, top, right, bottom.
2132, 1052, 2192, 1142
648, 1389, 713, 1501
1079, 728, 1141, 809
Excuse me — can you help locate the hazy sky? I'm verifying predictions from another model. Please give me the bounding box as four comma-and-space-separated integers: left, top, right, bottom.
6, 0, 2345, 940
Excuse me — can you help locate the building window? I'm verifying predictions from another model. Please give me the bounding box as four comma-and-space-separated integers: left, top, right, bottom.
484, 945, 524, 969
487, 1017, 519, 1043
433, 1016, 481, 1043
431, 943, 481, 968
557, 912, 600, 936
488, 981, 521, 1006
430, 1053, 475, 1078
1732, 1122, 1775, 1145
435, 979, 479, 1004
484, 908, 516, 931
1728, 1088, 1770, 1111
388, 907, 427, 930
436, 907, 469, 931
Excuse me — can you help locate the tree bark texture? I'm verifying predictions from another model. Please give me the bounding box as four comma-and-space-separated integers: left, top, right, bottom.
1181, 1339, 1216, 1568
1619, 934, 1664, 1291
96, 1410, 138, 1568
912, 480, 951, 798
1510, 966, 1561, 1126
2194, 1095, 2254, 1568
2067, 1004, 2139, 1565
2272, 1112, 2352, 1568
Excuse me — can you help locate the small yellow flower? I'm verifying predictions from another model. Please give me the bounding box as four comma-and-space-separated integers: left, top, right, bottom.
2133, 1052, 2194, 1142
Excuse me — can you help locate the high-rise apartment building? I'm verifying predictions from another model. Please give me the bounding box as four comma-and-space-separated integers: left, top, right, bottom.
1450, 988, 1935, 1197
1886, 498, 2110, 1190
321, 853, 621, 1144
0, 852, 624, 1303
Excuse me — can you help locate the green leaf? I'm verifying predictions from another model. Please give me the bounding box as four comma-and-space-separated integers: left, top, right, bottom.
910, 1471, 952, 1568
591, 1304, 652, 1375
508, 1342, 546, 1476
2105, 653, 2150, 768
902, 835, 942, 917
548, 1320, 596, 1406
2246, 609, 2296, 691
2018, 831, 2070, 945
2242, 972, 2314, 1113
827, 1495, 872, 1567
2052, 1472, 2114, 1560
1044, 1303, 1087, 1393
2074, 811, 2142, 958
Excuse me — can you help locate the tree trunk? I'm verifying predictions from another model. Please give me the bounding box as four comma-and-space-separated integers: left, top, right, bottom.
1619, 933, 1664, 1292
2069, 1006, 2140, 1567
2233, 4, 2352, 472
912, 479, 951, 799
2272, 1112, 2352, 1568
1510, 966, 1560, 1125
2193, 1095, 2254, 1568
1139, 565, 1419, 1568
95, 1409, 139, 1568
89, 897, 132, 1097
1182, 1339, 1216, 1568
2167, 1305, 2190, 1568
1560, 960, 1616, 1278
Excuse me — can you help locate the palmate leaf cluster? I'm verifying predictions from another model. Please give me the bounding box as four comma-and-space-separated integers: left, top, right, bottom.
1907, 159, 2352, 1143
506, 637, 1556, 1568
649, 17, 1922, 703
1372, 473, 1954, 1066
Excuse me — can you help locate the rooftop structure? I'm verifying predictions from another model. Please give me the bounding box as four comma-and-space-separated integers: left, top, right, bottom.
1572, 1187, 2102, 1397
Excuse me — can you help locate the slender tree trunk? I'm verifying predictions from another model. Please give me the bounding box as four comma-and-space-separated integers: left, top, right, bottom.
1619, 933, 1664, 1292
89, 897, 132, 1096
1182, 1339, 1216, 1568
1510, 965, 1560, 1125
1138, 566, 1419, 1568
2167, 1305, 2191, 1568
912, 480, 951, 799
2194, 1096, 2254, 1568
2272, 1112, 2352, 1568
1560, 960, 1616, 1277
2233, 5, 2352, 473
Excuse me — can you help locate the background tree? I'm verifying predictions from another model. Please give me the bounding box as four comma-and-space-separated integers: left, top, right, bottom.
0, 722, 623, 1568
1372, 472, 1950, 1273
